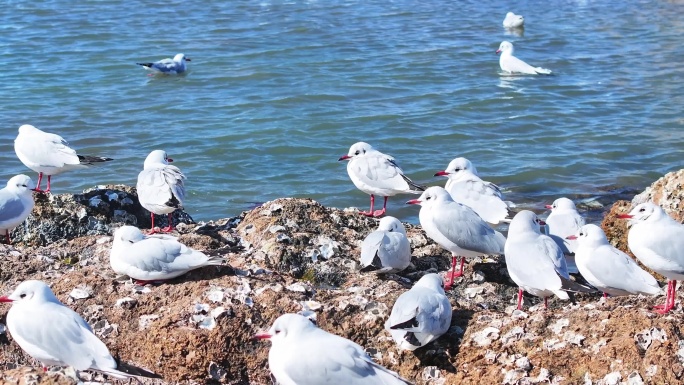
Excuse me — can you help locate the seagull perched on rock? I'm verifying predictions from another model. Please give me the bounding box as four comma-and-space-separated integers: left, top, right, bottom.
14, 125, 113, 192
339, 142, 424, 217
136, 53, 191, 75
0, 280, 161, 380
0, 175, 35, 244
255, 313, 413, 385
545, 197, 585, 273
385, 274, 452, 351
496, 41, 552, 75
360, 216, 411, 274
136, 150, 186, 233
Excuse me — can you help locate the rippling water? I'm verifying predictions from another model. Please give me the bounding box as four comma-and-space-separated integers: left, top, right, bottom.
0, 0, 682, 222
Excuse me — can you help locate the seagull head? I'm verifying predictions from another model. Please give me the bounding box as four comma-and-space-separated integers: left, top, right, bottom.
339, 142, 374, 161
545, 197, 577, 211
0, 280, 59, 305
496, 41, 514, 55
434, 157, 477, 178
174, 53, 191, 62
144, 150, 173, 168
114, 226, 146, 245
17, 124, 40, 135
6, 174, 35, 194
377, 216, 406, 235
406, 186, 453, 206
509, 210, 545, 235
414, 273, 446, 293
254, 313, 317, 342
567, 224, 606, 247
618, 202, 664, 222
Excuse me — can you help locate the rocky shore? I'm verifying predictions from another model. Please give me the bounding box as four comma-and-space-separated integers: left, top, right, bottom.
1, 172, 684, 385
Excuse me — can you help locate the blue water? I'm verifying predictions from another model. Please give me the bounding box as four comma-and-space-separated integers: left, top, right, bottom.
0, 0, 682, 223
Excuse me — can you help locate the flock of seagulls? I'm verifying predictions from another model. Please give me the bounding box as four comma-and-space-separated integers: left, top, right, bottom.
0, 11, 677, 385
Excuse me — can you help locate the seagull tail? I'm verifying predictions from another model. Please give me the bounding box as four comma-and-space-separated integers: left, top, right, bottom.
99, 358, 163, 379
390, 315, 419, 330
534, 67, 553, 75
207, 255, 226, 266
77, 155, 114, 165
560, 276, 597, 294
401, 175, 426, 193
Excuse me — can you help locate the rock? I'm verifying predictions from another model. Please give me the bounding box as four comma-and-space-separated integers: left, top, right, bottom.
632, 169, 684, 219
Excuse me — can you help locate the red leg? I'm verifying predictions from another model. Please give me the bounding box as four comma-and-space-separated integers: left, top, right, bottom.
147, 213, 159, 234
517, 289, 523, 310
544, 297, 549, 309
43, 366, 48, 372
445, 255, 464, 290
34, 173, 44, 192
654, 280, 674, 313
161, 213, 174, 233
45, 175, 51, 193
669, 280, 677, 312
603, 292, 608, 299
360, 195, 375, 217
372, 196, 388, 217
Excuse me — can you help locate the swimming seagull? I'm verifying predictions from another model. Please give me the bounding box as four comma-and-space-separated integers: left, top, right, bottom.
545, 197, 586, 273
360, 216, 411, 274
503, 12, 525, 28
110, 225, 224, 284
0, 175, 35, 244
568, 224, 661, 298
504, 210, 594, 309
136, 150, 186, 233
136, 53, 191, 75
339, 142, 425, 218
496, 41, 552, 75
619, 202, 684, 314
255, 313, 413, 385
0, 280, 162, 380
385, 273, 452, 351
407, 186, 505, 290
434, 157, 512, 225
14, 125, 113, 193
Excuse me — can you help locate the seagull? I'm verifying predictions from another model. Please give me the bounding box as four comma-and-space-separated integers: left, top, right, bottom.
255, 313, 413, 385
385, 273, 452, 351
136, 150, 186, 233
136, 53, 191, 75
619, 202, 684, 314
496, 41, 552, 75
406, 186, 505, 290
434, 157, 512, 225
360, 216, 411, 274
0, 280, 161, 380
14, 125, 113, 193
545, 197, 586, 273
0, 175, 35, 244
110, 226, 225, 284
339, 142, 425, 217
503, 12, 525, 28
568, 224, 660, 298
505, 210, 594, 309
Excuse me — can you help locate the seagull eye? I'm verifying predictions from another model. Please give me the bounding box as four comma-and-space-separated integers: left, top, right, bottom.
354, 151, 360, 155
275, 329, 281, 335
19, 293, 26, 299
639, 208, 645, 212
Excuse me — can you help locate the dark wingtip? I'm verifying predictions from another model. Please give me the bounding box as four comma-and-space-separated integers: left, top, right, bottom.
136, 62, 153, 67
389, 316, 419, 330
77, 155, 114, 164
116, 359, 163, 379
403, 331, 421, 347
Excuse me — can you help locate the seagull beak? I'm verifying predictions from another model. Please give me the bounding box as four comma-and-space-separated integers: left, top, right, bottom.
545, 205, 553, 209
253, 332, 272, 340
167, 158, 174, 163
406, 199, 421, 205
434, 171, 449, 177
185, 58, 191, 61
537, 220, 547, 226
338, 155, 351, 161
0, 296, 13, 303
617, 214, 633, 219
496, 49, 501, 54
566, 235, 578, 240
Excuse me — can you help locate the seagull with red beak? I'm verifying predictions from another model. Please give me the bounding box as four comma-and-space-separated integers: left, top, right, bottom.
339, 142, 424, 217
406, 186, 505, 290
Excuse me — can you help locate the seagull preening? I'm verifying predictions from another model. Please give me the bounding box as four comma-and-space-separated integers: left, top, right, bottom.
407, 186, 505, 290
569, 224, 660, 298
136, 150, 186, 233
504, 210, 594, 310
496, 41, 552, 75
503, 12, 525, 28
434, 157, 512, 225
385, 274, 452, 351
14, 125, 113, 193
339, 142, 425, 218
360, 216, 411, 274
545, 197, 586, 273
136, 53, 191, 75
110, 226, 224, 283
255, 313, 413, 385
619, 202, 684, 314
0, 175, 35, 244
0, 280, 161, 380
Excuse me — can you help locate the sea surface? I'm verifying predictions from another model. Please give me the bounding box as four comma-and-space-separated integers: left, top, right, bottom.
1, 0, 682, 223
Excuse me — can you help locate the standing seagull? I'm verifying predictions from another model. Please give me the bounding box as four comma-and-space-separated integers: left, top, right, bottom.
496, 41, 552, 75
619, 202, 684, 314
110, 226, 225, 284
136, 53, 191, 75
545, 197, 585, 273
406, 186, 505, 290
0, 175, 35, 244
255, 313, 413, 385
568, 224, 660, 298
503, 12, 525, 28
434, 157, 512, 225
385, 274, 452, 351
0, 280, 161, 380
14, 125, 113, 193
360, 216, 411, 274
136, 150, 186, 233
505, 210, 594, 309
339, 142, 424, 217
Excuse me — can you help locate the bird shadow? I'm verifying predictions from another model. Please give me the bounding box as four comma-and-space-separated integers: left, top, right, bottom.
412, 308, 475, 374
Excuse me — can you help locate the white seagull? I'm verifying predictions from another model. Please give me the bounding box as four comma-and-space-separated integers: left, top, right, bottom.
545, 197, 586, 273
255, 313, 413, 385
568, 224, 660, 298
406, 186, 505, 290
496, 41, 552, 75
360, 216, 411, 274
136, 150, 186, 233
14, 125, 113, 192
339, 142, 424, 217
136, 53, 191, 75
0, 280, 161, 379
505, 210, 594, 309
110, 226, 225, 283
385, 273, 452, 351
434, 157, 512, 225
0, 175, 35, 244
503, 12, 525, 28
619, 202, 684, 314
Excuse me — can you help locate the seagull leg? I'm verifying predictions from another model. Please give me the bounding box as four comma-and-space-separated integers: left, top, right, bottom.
444, 255, 464, 290
654, 280, 674, 313
517, 289, 523, 310
372, 196, 388, 217
4, 233, 10, 244
161, 213, 175, 233
544, 297, 549, 310
359, 195, 375, 216
34, 173, 44, 192
146, 213, 159, 235
45, 175, 51, 193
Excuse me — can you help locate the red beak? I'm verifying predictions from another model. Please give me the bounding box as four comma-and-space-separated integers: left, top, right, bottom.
537, 220, 547, 226
406, 199, 421, 205
0, 296, 13, 303
566, 235, 578, 240
617, 214, 633, 219
545, 205, 553, 209
496, 49, 501, 54
338, 155, 351, 161
434, 171, 449, 177
167, 158, 174, 163
253, 333, 272, 340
